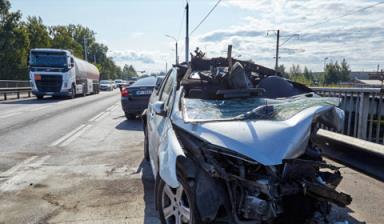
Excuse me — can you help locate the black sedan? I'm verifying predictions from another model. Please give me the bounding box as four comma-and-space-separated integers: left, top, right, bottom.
120, 76, 164, 119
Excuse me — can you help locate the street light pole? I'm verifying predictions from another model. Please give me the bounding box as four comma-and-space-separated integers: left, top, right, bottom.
165, 34, 179, 65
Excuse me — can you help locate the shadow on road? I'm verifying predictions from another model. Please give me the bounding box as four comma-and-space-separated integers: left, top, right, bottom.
115, 119, 143, 131
136, 159, 161, 224
0, 96, 64, 105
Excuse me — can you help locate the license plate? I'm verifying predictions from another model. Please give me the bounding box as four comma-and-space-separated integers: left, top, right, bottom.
135, 90, 152, 95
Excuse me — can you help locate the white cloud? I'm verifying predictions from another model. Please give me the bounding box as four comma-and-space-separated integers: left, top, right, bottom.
108, 50, 169, 74
189, 0, 384, 71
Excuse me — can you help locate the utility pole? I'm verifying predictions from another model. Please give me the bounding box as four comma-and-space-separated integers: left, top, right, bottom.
185, 2, 189, 63
165, 62, 168, 73
93, 55, 97, 64
275, 29, 280, 71
83, 37, 88, 61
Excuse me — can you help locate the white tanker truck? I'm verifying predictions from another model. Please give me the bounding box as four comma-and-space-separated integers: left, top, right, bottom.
28, 48, 100, 99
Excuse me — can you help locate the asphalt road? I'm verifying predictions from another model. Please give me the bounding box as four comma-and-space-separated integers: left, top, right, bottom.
0, 92, 382, 223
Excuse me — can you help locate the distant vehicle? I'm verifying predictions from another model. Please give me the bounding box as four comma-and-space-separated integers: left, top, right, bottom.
29, 48, 100, 99
99, 80, 114, 91
120, 76, 164, 119
114, 79, 124, 88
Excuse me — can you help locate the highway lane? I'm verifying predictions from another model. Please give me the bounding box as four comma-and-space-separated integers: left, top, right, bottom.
0, 93, 382, 223
0, 91, 120, 171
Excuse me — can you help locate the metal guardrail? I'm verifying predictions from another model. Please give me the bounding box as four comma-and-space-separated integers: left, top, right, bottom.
312, 87, 384, 144
0, 80, 31, 88
316, 129, 384, 181
0, 80, 32, 100
0, 87, 32, 100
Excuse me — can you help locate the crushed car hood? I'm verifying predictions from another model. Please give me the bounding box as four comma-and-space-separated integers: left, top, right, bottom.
173, 97, 344, 165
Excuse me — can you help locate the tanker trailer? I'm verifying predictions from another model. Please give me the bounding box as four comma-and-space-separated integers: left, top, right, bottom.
29, 48, 100, 99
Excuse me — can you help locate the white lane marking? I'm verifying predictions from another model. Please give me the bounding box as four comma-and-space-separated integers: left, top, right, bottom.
109, 104, 119, 112
59, 124, 92, 147
30, 105, 51, 112
0, 156, 38, 178
0, 155, 51, 192
0, 111, 22, 119
49, 124, 86, 147
88, 112, 106, 122
106, 105, 115, 111
94, 112, 109, 122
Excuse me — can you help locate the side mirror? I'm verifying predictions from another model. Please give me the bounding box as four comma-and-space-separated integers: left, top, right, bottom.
152, 101, 166, 117
70, 57, 75, 68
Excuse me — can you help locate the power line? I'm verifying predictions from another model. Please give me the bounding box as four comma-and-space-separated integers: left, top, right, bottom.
190, 0, 222, 35
305, 1, 384, 29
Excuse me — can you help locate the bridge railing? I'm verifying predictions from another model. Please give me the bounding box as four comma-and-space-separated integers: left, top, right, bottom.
0, 80, 31, 88
0, 80, 32, 100
312, 87, 384, 144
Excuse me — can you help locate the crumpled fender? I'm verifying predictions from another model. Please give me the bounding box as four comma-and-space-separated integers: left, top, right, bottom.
172, 105, 344, 166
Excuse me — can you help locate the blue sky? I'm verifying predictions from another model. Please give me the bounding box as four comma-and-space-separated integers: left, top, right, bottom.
11, 0, 384, 73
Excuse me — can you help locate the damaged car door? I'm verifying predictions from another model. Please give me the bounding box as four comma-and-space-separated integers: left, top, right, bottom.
146, 70, 177, 173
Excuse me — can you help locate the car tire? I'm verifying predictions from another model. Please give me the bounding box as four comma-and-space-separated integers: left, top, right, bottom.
144, 126, 149, 161
156, 174, 201, 224
82, 84, 87, 97
125, 113, 135, 120
36, 95, 44, 100
70, 85, 76, 99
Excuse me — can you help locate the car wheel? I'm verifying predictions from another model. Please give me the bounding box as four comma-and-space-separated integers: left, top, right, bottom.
36, 95, 44, 100
144, 126, 149, 161
157, 175, 200, 224
125, 113, 135, 120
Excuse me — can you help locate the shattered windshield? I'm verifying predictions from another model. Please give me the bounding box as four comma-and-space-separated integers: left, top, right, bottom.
182, 94, 340, 122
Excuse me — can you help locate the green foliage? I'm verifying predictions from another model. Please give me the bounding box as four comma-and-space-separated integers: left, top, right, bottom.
49, 25, 83, 57
276, 64, 288, 78
122, 64, 138, 79
0, 0, 127, 80
288, 64, 313, 86
322, 59, 351, 85
0, 0, 29, 80
25, 16, 50, 49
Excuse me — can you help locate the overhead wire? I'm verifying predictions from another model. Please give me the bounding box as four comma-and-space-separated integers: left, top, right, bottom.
304, 1, 384, 29
190, 0, 222, 35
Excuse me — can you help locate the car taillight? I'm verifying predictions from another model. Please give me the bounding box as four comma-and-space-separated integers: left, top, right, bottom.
121, 88, 129, 97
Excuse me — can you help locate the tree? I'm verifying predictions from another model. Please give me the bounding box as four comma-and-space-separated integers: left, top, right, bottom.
322, 60, 350, 85
25, 16, 50, 49
276, 64, 288, 78
0, 0, 122, 80
289, 64, 302, 78
122, 64, 138, 79
288, 64, 313, 86
49, 25, 83, 57
340, 58, 351, 82
303, 66, 313, 82
0, 0, 29, 80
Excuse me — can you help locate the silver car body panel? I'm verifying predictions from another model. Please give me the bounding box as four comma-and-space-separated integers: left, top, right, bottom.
151, 84, 344, 188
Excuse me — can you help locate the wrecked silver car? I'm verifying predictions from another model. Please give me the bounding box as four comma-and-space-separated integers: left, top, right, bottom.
143, 54, 352, 224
